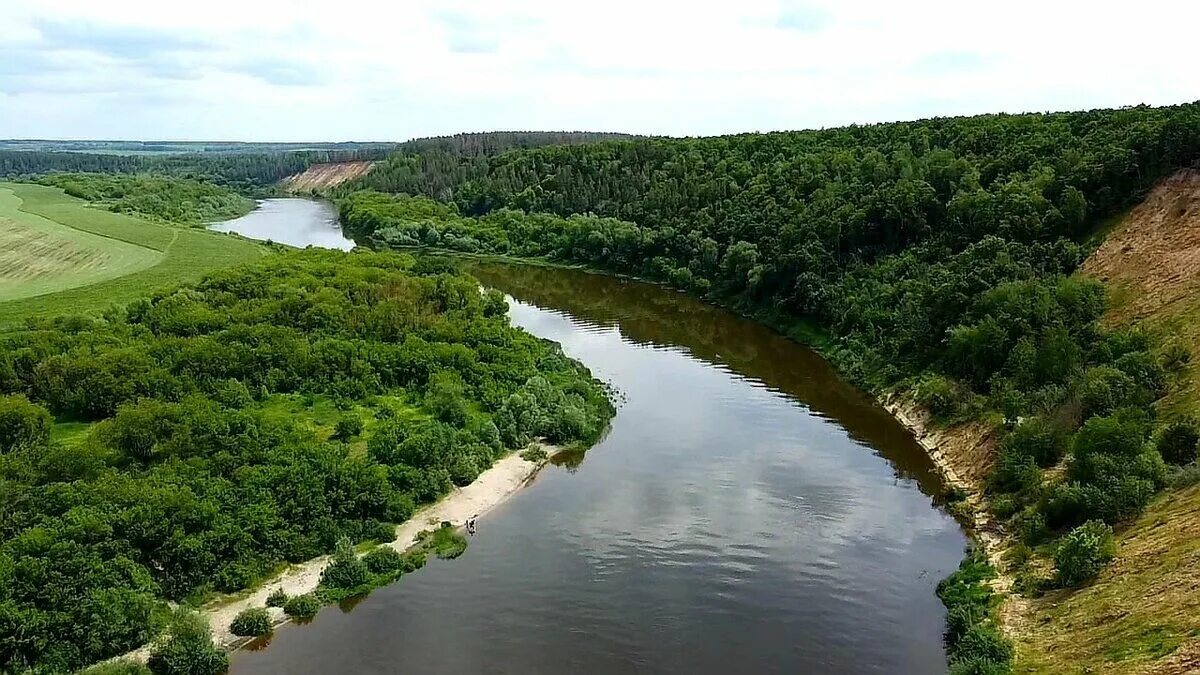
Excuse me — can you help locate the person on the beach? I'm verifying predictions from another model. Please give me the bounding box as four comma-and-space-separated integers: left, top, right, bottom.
466, 516, 477, 536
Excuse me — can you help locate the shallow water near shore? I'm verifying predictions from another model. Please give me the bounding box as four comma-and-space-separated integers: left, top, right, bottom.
228, 258, 968, 674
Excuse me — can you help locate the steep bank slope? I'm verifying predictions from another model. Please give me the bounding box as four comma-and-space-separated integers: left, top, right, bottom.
1008, 168, 1200, 673
282, 161, 374, 192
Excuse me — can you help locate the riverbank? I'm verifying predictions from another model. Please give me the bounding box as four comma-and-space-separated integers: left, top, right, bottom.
117, 444, 561, 663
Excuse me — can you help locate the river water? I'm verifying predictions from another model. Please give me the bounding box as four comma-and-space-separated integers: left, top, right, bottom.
208, 198, 354, 250
217, 203, 968, 674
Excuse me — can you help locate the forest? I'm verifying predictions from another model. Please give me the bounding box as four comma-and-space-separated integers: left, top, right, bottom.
338, 103, 1200, 674
35, 174, 254, 225
0, 250, 613, 673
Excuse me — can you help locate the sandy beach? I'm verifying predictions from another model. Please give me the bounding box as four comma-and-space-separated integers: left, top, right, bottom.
118, 445, 558, 661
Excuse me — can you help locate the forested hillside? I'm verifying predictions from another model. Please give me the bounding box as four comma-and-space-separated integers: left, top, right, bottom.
0, 250, 613, 673
342, 103, 1200, 674
341, 132, 639, 201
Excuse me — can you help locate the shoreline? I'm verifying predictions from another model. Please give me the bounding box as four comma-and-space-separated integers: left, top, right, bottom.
119, 444, 561, 662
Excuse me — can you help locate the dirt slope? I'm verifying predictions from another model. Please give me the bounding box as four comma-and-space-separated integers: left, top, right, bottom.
281, 161, 374, 192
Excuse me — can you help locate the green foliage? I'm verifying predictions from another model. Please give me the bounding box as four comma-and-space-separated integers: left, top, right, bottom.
229, 607, 272, 637
422, 523, 468, 560
320, 538, 371, 591
82, 661, 154, 675
38, 173, 254, 225
0, 249, 613, 672
146, 609, 228, 675
1155, 418, 1200, 465
937, 548, 1013, 672
333, 414, 364, 441
1053, 520, 1117, 587
519, 445, 548, 462
362, 546, 406, 575
282, 593, 321, 620
265, 588, 288, 608
0, 394, 52, 452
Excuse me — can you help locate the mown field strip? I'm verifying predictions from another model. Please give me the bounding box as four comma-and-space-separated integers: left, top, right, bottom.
0, 186, 162, 303
0, 183, 269, 325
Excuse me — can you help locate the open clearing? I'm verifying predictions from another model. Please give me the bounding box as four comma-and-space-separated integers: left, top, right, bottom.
0, 186, 162, 302
0, 182, 268, 326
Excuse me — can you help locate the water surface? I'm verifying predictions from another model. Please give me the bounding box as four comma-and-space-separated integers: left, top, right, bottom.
209, 198, 353, 250
231, 262, 967, 674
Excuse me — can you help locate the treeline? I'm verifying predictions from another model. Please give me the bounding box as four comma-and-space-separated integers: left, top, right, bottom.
0, 148, 392, 192
341, 132, 640, 201
0, 250, 613, 673
37, 173, 254, 225
342, 103, 1200, 650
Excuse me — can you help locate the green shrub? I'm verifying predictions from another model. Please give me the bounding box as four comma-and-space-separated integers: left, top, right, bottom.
999, 417, 1067, 468
1078, 366, 1141, 418
333, 414, 364, 441
1054, 520, 1116, 587
283, 593, 321, 619
913, 374, 969, 419
265, 588, 288, 608
363, 546, 406, 575
1155, 419, 1200, 465
1171, 462, 1200, 488
402, 550, 428, 572
229, 607, 271, 637
948, 656, 1013, 675
147, 610, 228, 675
0, 394, 52, 452
951, 623, 1014, 665
365, 520, 396, 543
320, 538, 370, 590
423, 523, 468, 559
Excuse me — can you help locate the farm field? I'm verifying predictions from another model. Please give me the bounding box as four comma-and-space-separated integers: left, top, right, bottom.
0, 185, 162, 303
0, 182, 268, 326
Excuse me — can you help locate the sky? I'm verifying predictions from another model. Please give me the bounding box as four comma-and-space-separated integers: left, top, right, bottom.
2, 0, 1199, 142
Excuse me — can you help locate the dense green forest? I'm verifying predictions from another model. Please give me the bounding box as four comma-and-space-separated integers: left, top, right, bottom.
36, 173, 254, 225
0, 250, 613, 673
341, 103, 1200, 673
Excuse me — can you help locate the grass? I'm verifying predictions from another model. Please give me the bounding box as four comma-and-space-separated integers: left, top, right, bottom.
0, 186, 162, 303
0, 182, 267, 326
1013, 483, 1200, 672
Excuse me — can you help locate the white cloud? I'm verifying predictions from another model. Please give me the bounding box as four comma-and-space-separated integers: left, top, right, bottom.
1, 0, 1198, 140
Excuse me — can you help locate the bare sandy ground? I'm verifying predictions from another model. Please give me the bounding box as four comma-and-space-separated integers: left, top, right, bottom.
119, 446, 558, 661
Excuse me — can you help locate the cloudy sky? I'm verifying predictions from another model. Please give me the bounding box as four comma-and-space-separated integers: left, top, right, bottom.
2, 0, 1198, 141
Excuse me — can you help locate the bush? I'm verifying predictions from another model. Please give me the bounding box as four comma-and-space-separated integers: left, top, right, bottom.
366, 520, 397, 543
82, 663, 153, 675
1078, 366, 1142, 418
999, 417, 1067, 468
950, 623, 1014, 665
283, 593, 321, 619
1054, 520, 1116, 587
265, 588, 288, 608
1155, 419, 1200, 465
424, 523, 468, 559
519, 445, 548, 462
0, 394, 53, 452
147, 610, 229, 675
948, 656, 1013, 675
363, 546, 406, 575
229, 607, 271, 637
320, 538, 370, 590
333, 414, 364, 441
913, 374, 970, 419
1171, 462, 1200, 488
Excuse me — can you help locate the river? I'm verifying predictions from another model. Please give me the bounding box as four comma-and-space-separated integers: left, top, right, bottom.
208, 198, 354, 250
215, 202, 968, 674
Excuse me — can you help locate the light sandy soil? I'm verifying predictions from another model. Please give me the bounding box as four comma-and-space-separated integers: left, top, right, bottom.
281, 161, 375, 192
119, 446, 558, 662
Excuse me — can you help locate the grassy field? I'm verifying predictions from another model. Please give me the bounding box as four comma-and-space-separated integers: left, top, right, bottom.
0, 182, 268, 326
0, 186, 162, 302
